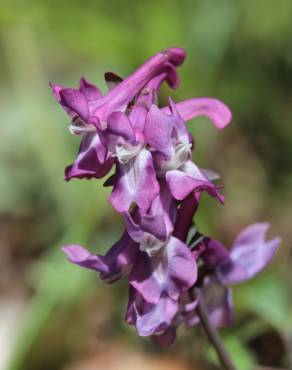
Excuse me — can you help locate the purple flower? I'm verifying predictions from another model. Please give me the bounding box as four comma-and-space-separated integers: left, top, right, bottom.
129, 236, 197, 304
51, 47, 281, 346
51, 48, 185, 180
126, 288, 179, 337
145, 98, 225, 203
123, 181, 176, 255
217, 223, 281, 284
63, 231, 138, 283
183, 223, 281, 330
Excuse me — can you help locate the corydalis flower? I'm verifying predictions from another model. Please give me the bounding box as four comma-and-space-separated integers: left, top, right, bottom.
145, 98, 225, 203
156, 223, 281, 344
50, 48, 185, 180
52, 47, 281, 346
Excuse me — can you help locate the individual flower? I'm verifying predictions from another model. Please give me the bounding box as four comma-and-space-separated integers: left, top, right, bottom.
126, 235, 197, 336
145, 98, 226, 203
122, 181, 176, 255
51, 48, 185, 180
186, 223, 281, 329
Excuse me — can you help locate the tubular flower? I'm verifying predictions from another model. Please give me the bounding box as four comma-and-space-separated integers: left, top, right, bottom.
51, 48, 280, 346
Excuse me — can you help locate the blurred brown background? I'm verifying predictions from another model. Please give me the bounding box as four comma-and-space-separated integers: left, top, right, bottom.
0, 0, 291, 369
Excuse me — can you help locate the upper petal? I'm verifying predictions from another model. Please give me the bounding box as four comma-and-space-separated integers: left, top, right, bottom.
62, 244, 109, 273
161, 97, 232, 129
79, 77, 102, 101
92, 48, 185, 121
59, 88, 90, 122
218, 223, 281, 284
106, 111, 136, 144
144, 104, 174, 159
63, 231, 138, 283
166, 161, 224, 203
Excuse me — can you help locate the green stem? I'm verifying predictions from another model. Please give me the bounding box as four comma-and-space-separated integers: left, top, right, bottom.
196, 299, 237, 370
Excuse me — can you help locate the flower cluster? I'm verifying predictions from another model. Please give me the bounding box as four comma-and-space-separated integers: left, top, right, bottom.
51, 48, 281, 346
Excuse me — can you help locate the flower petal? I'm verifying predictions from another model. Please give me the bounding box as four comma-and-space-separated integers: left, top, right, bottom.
65, 133, 114, 180
126, 289, 179, 337
63, 231, 138, 283
79, 77, 102, 101
129, 237, 197, 304
59, 88, 90, 122
166, 161, 224, 203
63, 244, 108, 273
92, 48, 185, 121
218, 223, 281, 284
106, 111, 136, 144
109, 148, 159, 214
144, 104, 174, 159
161, 97, 232, 129
123, 182, 175, 245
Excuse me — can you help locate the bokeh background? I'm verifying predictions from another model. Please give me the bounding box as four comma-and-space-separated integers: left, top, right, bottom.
1, 1, 292, 369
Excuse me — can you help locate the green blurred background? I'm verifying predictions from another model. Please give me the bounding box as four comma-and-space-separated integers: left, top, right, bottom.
0, 1, 291, 369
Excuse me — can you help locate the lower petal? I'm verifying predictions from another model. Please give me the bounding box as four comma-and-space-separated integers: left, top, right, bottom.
166, 168, 224, 203
65, 133, 114, 181
109, 148, 159, 213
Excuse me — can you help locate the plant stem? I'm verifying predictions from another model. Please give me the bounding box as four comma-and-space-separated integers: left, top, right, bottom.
196, 300, 236, 370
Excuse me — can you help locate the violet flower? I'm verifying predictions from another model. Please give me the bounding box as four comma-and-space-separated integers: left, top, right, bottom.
51, 48, 185, 180
52, 48, 281, 349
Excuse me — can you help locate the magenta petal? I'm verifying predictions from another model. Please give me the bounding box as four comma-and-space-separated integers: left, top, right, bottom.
123, 211, 168, 244
63, 232, 138, 283
129, 252, 163, 304
166, 47, 186, 66
63, 245, 109, 273
145, 105, 174, 159
79, 77, 102, 101
166, 161, 224, 203
122, 184, 175, 255
127, 290, 179, 337
161, 97, 232, 129
59, 88, 89, 122
65, 133, 114, 180
50, 83, 76, 117
129, 237, 197, 304
107, 111, 136, 143
50, 83, 63, 103
219, 223, 281, 284
109, 148, 159, 214
91, 48, 185, 120
136, 296, 178, 337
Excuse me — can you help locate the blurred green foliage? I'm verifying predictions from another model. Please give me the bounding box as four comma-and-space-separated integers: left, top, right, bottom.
0, 0, 292, 369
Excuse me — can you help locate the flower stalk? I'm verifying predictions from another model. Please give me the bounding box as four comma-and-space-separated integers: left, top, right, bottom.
196, 298, 236, 370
